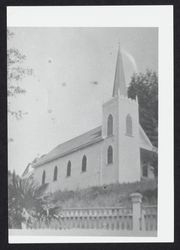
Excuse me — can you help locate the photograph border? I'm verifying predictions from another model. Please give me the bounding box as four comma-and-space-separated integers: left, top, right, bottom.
0, 0, 178, 249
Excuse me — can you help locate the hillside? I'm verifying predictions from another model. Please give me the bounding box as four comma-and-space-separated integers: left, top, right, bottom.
51, 179, 157, 209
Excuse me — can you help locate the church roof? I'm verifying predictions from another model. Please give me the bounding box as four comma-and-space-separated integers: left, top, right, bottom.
139, 124, 155, 151
33, 123, 154, 168
32, 126, 103, 168
112, 44, 127, 97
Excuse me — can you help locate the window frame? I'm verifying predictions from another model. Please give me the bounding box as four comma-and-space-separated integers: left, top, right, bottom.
82, 155, 87, 173
67, 161, 71, 177
107, 114, 113, 137
126, 114, 133, 136
53, 166, 58, 181
107, 145, 113, 165
42, 170, 46, 185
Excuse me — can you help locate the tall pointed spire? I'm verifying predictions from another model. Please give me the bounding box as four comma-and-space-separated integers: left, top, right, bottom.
112, 44, 127, 97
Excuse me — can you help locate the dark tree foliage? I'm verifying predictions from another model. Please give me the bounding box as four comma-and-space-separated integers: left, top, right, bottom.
8, 170, 61, 229
7, 29, 33, 120
128, 70, 158, 147
8, 171, 54, 229
128, 70, 158, 177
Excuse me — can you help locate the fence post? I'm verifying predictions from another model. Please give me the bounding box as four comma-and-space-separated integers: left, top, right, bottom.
130, 193, 142, 233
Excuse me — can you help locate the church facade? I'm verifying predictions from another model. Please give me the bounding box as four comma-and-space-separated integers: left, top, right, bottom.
30, 46, 156, 192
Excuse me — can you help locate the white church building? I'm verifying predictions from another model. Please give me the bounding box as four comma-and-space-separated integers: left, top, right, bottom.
30, 46, 156, 192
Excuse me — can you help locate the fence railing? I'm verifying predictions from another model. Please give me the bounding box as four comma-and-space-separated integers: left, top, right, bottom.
30, 193, 157, 232
59, 207, 133, 230
142, 205, 157, 231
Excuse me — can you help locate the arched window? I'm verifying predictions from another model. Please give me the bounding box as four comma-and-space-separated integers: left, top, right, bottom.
126, 114, 133, 136
143, 163, 148, 177
82, 155, 87, 172
42, 170, 46, 185
107, 145, 113, 164
107, 114, 113, 136
67, 161, 71, 177
53, 166, 58, 181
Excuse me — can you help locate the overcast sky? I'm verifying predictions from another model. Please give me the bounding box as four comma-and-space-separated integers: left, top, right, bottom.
8, 27, 158, 175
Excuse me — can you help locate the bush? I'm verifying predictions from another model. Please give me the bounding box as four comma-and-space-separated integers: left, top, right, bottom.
52, 179, 157, 208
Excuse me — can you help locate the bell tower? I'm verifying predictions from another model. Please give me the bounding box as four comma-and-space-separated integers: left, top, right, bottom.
101, 45, 141, 185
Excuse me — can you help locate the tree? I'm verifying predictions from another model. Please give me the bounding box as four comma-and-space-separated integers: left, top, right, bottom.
128, 70, 158, 147
128, 70, 158, 177
8, 171, 59, 229
7, 29, 33, 120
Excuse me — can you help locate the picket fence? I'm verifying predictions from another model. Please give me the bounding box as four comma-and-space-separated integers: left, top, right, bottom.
31, 193, 157, 232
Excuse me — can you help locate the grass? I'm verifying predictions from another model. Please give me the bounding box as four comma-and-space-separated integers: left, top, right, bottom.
9, 228, 157, 237
50, 179, 157, 209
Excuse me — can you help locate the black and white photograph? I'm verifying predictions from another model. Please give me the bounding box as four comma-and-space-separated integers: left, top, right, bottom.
7, 6, 173, 243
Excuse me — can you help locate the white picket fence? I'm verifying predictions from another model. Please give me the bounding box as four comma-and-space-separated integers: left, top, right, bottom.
59, 206, 133, 230
31, 193, 157, 232
142, 205, 157, 231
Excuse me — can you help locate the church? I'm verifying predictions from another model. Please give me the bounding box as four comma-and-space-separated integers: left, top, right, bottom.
29, 46, 156, 192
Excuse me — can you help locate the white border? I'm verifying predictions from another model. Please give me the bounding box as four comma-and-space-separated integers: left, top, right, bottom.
7, 6, 174, 243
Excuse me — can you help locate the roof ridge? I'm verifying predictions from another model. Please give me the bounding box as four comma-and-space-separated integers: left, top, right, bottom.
51, 125, 102, 152
33, 125, 102, 168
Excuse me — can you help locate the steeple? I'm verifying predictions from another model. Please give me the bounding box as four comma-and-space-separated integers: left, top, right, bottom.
112, 44, 127, 97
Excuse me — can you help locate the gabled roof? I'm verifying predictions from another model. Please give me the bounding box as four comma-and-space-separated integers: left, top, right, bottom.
32, 126, 103, 168
21, 163, 34, 179
139, 124, 154, 151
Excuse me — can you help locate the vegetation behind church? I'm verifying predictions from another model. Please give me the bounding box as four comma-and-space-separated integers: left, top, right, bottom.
128, 70, 158, 147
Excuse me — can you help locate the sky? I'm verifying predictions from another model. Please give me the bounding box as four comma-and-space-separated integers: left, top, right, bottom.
8, 27, 158, 175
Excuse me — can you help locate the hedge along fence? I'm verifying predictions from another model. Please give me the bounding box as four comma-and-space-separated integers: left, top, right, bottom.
52, 179, 157, 209
30, 193, 157, 232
